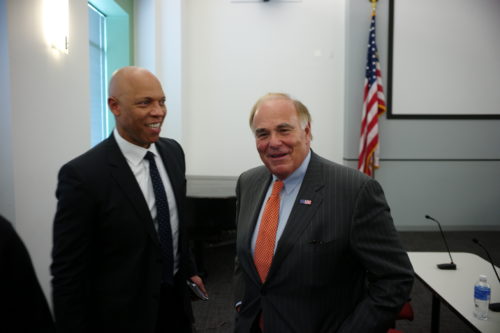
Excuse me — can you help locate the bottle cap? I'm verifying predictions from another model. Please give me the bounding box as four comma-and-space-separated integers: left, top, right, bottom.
479, 274, 487, 282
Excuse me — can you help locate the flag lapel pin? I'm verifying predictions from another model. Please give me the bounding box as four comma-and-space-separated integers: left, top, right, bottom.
299, 199, 312, 205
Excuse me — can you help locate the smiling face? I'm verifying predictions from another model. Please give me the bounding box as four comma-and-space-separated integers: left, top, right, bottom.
108, 67, 166, 148
252, 97, 311, 180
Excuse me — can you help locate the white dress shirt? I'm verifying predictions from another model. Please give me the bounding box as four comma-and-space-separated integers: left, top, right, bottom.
114, 129, 180, 274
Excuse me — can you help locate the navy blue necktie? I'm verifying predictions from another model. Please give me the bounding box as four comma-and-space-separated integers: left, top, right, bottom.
144, 151, 174, 285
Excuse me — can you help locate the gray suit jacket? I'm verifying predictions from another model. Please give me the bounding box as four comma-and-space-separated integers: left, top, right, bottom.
234, 152, 414, 333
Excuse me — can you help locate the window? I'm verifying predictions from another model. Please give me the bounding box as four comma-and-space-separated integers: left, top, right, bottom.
88, 4, 110, 146
88, 0, 133, 146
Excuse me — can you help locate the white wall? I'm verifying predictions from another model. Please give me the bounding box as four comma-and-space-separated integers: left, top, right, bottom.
1, 0, 90, 301
135, 0, 184, 142
182, 0, 346, 176
137, 0, 347, 177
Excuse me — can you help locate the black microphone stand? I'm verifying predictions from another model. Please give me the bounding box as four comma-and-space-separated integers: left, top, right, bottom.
425, 215, 456, 270
472, 238, 500, 312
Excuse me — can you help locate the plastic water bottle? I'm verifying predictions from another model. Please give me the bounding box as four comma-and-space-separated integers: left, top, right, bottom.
473, 274, 490, 320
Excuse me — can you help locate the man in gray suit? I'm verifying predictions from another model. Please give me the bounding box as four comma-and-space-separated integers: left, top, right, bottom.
234, 93, 414, 332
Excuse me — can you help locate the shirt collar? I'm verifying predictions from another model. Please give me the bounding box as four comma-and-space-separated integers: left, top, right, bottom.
272, 150, 311, 195
113, 129, 159, 166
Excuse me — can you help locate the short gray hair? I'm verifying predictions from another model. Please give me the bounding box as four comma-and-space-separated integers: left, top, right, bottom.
249, 93, 312, 131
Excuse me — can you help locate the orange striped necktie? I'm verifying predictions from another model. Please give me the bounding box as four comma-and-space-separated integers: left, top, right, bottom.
254, 179, 284, 282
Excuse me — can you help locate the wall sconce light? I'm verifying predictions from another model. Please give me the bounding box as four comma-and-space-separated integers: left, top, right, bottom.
44, 0, 69, 54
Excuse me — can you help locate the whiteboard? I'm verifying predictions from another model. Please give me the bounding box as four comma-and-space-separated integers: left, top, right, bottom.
388, 0, 500, 118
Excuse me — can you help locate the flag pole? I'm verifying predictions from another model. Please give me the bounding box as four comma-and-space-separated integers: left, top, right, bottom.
371, 0, 378, 180
371, 155, 376, 179
372, 0, 376, 180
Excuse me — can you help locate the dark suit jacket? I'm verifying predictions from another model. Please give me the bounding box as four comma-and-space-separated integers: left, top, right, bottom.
51, 135, 196, 333
0, 215, 55, 333
234, 152, 414, 333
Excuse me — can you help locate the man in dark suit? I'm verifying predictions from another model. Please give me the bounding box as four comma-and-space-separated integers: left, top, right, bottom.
234, 93, 414, 332
0, 214, 55, 332
51, 66, 206, 333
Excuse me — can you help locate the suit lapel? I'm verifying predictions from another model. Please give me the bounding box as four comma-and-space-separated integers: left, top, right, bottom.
244, 175, 272, 248
154, 139, 191, 262
154, 140, 183, 210
106, 136, 160, 248
268, 153, 325, 279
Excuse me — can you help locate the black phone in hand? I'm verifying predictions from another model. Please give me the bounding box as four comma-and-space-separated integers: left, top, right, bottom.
187, 280, 208, 301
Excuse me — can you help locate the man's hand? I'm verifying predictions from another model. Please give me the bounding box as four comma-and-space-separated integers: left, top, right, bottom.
189, 275, 208, 298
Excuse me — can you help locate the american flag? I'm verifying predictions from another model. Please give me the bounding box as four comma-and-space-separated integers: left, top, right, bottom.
358, 4, 386, 177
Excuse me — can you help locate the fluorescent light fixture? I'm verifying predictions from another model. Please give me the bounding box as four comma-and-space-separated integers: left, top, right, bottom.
44, 0, 69, 54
